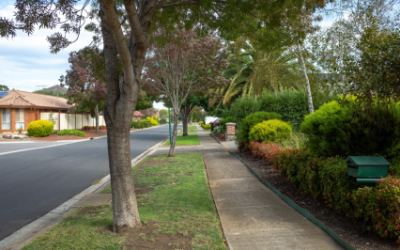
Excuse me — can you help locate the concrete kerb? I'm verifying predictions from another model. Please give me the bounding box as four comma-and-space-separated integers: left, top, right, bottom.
0, 136, 169, 250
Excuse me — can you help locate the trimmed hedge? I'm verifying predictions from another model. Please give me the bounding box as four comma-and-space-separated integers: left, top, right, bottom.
248, 141, 400, 241
300, 99, 400, 157
131, 119, 151, 129
53, 129, 86, 137
27, 120, 54, 137
240, 111, 281, 144
201, 123, 211, 130
146, 116, 158, 126
249, 120, 291, 143
82, 125, 106, 130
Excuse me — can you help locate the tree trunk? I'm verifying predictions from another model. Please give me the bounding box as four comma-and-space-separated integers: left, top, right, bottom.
95, 105, 99, 133
296, 43, 314, 113
168, 113, 179, 157
100, 7, 141, 233
182, 115, 188, 136
181, 103, 194, 137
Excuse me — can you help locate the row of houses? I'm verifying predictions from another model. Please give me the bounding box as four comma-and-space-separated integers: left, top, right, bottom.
0, 89, 159, 133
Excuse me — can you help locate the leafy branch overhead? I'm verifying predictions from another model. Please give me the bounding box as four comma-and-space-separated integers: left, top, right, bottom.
0, 0, 326, 54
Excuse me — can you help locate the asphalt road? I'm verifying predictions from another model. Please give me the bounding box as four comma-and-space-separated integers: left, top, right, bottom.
0, 125, 176, 240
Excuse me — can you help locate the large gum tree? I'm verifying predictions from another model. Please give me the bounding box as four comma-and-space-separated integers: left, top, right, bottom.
0, 0, 327, 233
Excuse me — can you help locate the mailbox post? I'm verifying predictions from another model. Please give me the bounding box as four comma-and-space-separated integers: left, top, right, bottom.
346, 156, 390, 184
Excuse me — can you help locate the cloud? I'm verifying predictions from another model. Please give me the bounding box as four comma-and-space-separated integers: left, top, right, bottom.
0, 4, 96, 92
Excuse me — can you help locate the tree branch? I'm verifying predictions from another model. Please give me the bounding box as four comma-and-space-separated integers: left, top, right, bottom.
123, 0, 147, 48
162, 0, 200, 8
99, 0, 135, 93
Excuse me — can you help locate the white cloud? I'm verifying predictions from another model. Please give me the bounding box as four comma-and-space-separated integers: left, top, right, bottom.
153, 101, 167, 110
0, 4, 95, 93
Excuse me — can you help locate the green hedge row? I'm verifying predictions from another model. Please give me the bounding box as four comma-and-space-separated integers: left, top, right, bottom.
248, 141, 400, 241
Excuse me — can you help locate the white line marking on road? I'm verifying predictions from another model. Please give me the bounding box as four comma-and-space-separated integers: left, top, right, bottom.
0, 141, 80, 156
0, 141, 34, 144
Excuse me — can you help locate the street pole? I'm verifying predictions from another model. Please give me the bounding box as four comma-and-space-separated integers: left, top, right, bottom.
168, 105, 172, 144
166, 60, 172, 144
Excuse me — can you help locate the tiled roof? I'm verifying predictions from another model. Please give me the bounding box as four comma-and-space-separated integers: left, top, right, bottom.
133, 111, 144, 116
0, 90, 72, 110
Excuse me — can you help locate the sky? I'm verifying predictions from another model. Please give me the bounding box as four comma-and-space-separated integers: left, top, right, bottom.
0, 1, 343, 111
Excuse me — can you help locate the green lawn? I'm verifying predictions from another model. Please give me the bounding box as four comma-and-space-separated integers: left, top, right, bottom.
188, 126, 197, 130
24, 153, 227, 250
178, 131, 197, 135
163, 139, 201, 146
176, 135, 198, 140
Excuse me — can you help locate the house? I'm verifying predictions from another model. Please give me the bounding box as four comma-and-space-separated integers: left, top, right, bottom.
0, 90, 107, 133
0, 90, 72, 133
133, 111, 145, 121
0, 92, 8, 98
140, 108, 159, 118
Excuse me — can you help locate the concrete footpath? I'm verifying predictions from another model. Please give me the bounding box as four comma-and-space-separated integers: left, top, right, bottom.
156, 126, 343, 250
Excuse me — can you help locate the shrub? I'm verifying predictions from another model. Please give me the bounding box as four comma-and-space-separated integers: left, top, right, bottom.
53, 129, 86, 137
239, 111, 281, 144
248, 141, 284, 163
131, 119, 151, 128
279, 132, 308, 150
250, 142, 400, 240
27, 120, 54, 137
160, 118, 167, 124
300, 99, 400, 157
249, 119, 292, 143
230, 95, 262, 124
82, 125, 106, 130
146, 116, 158, 126
202, 124, 211, 130
259, 90, 335, 126
353, 177, 400, 240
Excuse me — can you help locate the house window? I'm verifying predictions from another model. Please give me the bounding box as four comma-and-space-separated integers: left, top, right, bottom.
2, 108, 10, 130
15, 108, 25, 130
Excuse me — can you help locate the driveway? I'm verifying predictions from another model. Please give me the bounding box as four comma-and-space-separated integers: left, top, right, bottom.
0, 125, 178, 240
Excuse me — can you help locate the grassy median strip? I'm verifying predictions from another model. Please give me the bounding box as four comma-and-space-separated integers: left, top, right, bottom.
163, 139, 201, 146
178, 131, 197, 135
176, 134, 198, 140
23, 153, 227, 249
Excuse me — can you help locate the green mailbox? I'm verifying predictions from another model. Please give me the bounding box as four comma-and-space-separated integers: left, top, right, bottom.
346, 156, 390, 184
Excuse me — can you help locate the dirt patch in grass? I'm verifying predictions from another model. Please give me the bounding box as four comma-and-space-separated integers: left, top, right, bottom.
140, 160, 166, 168
237, 151, 399, 250
74, 205, 104, 217
124, 222, 193, 250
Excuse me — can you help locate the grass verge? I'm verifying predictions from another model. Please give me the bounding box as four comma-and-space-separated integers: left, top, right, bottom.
178, 131, 197, 135
53, 129, 86, 137
24, 153, 227, 250
163, 139, 201, 146
176, 135, 198, 140
188, 126, 197, 130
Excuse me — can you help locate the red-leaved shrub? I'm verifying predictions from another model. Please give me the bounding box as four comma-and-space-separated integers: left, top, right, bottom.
82, 125, 106, 130
245, 141, 400, 241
